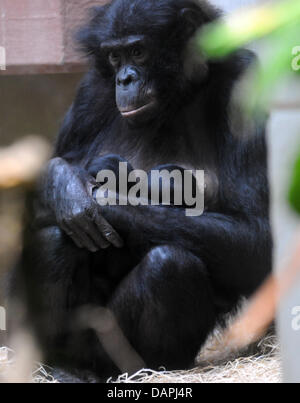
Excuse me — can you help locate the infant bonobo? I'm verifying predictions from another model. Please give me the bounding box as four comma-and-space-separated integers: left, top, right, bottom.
88, 154, 200, 210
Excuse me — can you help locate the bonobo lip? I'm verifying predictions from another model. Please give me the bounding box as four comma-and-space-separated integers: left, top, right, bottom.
119, 101, 156, 118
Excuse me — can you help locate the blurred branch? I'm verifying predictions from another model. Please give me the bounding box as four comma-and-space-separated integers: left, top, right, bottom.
202, 230, 300, 361
197, 0, 300, 214
197, 0, 300, 111
198, 0, 300, 58
0, 136, 50, 189
289, 150, 300, 215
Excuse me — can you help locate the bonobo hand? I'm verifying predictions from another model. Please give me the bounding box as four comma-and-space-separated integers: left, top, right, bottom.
44, 158, 124, 252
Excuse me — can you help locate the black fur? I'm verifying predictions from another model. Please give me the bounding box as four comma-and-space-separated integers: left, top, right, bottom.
9, 0, 272, 382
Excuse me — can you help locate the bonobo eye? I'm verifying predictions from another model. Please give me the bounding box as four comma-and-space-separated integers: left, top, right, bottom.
131, 46, 147, 63
109, 50, 121, 66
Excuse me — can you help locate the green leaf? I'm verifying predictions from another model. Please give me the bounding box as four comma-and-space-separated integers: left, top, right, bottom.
197, 0, 300, 58
289, 151, 300, 215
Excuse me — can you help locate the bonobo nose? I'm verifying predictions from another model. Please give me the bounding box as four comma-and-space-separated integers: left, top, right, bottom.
117, 67, 139, 87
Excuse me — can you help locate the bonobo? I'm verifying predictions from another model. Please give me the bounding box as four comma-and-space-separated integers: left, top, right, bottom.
10, 0, 272, 382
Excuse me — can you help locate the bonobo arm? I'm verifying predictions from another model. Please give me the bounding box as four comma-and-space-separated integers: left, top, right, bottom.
101, 204, 271, 295
40, 157, 123, 252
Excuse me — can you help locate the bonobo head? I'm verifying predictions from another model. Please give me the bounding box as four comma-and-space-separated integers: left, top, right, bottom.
78, 0, 219, 126
101, 34, 158, 122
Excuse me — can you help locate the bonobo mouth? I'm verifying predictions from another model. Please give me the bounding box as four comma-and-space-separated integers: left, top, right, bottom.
119, 100, 157, 118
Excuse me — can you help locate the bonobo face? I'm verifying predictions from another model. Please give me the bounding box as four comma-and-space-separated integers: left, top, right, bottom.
78, 0, 218, 126
102, 35, 158, 124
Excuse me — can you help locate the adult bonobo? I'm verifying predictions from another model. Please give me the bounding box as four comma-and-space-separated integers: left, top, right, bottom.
10, 0, 272, 381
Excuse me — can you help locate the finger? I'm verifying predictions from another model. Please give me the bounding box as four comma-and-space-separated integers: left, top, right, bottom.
61, 222, 84, 249
76, 220, 109, 251
85, 221, 111, 250
71, 223, 99, 253
95, 214, 124, 248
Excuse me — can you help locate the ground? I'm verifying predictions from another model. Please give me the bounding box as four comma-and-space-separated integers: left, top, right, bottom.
0, 334, 281, 383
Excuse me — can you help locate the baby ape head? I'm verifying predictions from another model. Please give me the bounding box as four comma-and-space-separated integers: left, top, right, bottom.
78, 0, 219, 126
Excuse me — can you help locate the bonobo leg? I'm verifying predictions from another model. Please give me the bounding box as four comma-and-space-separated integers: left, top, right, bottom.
15, 225, 122, 375
109, 245, 217, 370
19, 227, 91, 358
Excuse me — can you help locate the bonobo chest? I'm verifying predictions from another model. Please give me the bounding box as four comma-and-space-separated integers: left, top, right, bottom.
95, 102, 218, 172
91, 107, 219, 208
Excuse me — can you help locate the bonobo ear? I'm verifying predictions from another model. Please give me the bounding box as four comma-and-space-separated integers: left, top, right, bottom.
180, 8, 202, 35
180, 1, 219, 83
183, 37, 209, 84
180, 1, 220, 36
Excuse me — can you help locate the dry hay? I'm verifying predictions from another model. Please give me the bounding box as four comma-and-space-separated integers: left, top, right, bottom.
0, 347, 58, 383
0, 334, 281, 383
110, 356, 281, 384
109, 334, 281, 384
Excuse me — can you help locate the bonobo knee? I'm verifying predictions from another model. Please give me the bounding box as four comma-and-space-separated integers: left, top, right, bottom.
35, 226, 66, 257
145, 245, 204, 275
22, 226, 67, 272
38, 226, 63, 245
33, 226, 84, 269
147, 245, 175, 266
